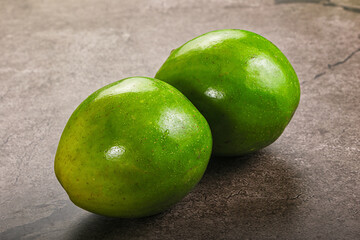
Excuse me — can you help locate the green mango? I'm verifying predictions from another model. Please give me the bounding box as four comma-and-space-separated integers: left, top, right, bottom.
54, 77, 212, 218
156, 29, 300, 156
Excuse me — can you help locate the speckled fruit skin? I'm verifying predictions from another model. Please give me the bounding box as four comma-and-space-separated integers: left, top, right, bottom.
54, 77, 212, 218
155, 29, 300, 156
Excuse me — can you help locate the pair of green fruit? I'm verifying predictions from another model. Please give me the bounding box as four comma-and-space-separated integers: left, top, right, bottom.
55, 29, 300, 218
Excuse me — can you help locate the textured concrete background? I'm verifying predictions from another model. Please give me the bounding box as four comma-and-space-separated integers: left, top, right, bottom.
1, 0, 359, 239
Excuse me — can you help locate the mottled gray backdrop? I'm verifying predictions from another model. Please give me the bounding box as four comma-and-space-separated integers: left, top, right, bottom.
1, 0, 359, 239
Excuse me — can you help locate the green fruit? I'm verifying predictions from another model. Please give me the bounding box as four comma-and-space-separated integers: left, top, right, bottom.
155, 29, 300, 156
54, 77, 212, 218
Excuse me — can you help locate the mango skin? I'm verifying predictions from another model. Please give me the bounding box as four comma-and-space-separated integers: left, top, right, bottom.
54, 77, 212, 218
155, 29, 300, 156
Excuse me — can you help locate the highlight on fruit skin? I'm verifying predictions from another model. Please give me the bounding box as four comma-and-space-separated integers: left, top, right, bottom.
155, 29, 300, 156
54, 77, 212, 218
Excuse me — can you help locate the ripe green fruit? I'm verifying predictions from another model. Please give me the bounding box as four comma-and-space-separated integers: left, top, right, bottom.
155, 29, 300, 156
54, 77, 212, 218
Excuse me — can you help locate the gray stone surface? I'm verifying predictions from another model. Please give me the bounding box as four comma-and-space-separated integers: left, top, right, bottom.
1, 0, 359, 239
